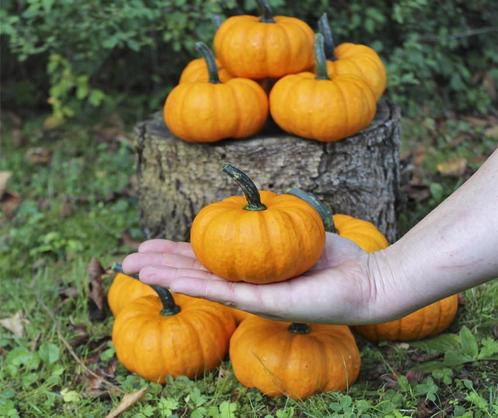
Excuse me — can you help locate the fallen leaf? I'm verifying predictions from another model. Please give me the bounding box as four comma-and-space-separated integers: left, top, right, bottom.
69, 324, 89, 348
25, 147, 53, 164
484, 125, 498, 140
0, 311, 29, 337
379, 373, 398, 388
1, 191, 22, 218
87, 258, 107, 321
105, 387, 147, 418
437, 158, 467, 176
416, 399, 437, 418
0, 171, 12, 197
60, 286, 79, 300
462, 116, 490, 127
121, 232, 141, 250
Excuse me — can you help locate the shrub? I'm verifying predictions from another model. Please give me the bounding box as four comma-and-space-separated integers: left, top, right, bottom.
1, 0, 497, 118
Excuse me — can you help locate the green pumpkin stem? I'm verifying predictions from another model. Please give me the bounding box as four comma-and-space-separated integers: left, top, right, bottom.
223, 164, 267, 211
314, 33, 330, 80
318, 13, 337, 61
195, 42, 220, 84
257, 0, 275, 23
287, 188, 335, 233
111, 263, 181, 316
288, 322, 311, 334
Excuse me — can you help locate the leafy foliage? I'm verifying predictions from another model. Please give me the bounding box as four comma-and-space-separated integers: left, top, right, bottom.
2, 0, 497, 118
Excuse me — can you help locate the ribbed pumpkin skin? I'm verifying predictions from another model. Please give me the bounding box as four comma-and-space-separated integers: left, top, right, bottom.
112, 293, 236, 383
354, 294, 458, 342
334, 214, 389, 252
164, 78, 268, 143
190, 191, 325, 284
107, 273, 156, 316
229, 308, 256, 324
230, 317, 361, 399
179, 58, 233, 84
324, 43, 387, 100
214, 16, 314, 79
269, 72, 376, 142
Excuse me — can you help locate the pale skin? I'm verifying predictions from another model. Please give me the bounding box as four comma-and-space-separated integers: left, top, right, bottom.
122, 149, 498, 325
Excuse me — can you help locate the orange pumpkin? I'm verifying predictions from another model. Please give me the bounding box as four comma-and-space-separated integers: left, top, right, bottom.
333, 214, 389, 252
107, 272, 156, 316
230, 316, 361, 399
270, 33, 376, 142
214, 0, 314, 79
317, 14, 387, 100
112, 286, 236, 383
354, 295, 459, 342
179, 57, 233, 84
164, 42, 268, 143
190, 165, 325, 284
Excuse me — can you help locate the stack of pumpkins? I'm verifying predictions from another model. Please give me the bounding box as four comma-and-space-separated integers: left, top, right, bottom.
164, 0, 386, 143
109, 165, 458, 400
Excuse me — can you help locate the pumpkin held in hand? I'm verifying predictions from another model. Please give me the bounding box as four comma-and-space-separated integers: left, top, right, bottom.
354, 295, 459, 342
270, 33, 376, 142
164, 42, 268, 143
230, 316, 361, 399
288, 190, 458, 342
190, 165, 325, 284
107, 271, 156, 316
214, 0, 314, 79
317, 14, 387, 100
112, 285, 236, 383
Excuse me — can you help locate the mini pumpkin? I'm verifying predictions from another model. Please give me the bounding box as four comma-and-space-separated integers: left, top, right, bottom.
288, 190, 458, 342
164, 42, 268, 143
318, 14, 387, 100
107, 271, 156, 316
112, 285, 236, 383
270, 33, 377, 142
214, 0, 314, 79
179, 57, 233, 84
190, 164, 325, 284
230, 316, 361, 399
354, 295, 459, 342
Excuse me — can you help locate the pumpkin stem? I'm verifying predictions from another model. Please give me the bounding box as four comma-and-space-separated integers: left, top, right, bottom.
111, 263, 181, 316
287, 188, 335, 233
223, 164, 267, 211
318, 13, 337, 61
288, 322, 310, 334
314, 33, 330, 81
195, 42, 220, 84
212, 14, 223, 30
256, 0, 275, 23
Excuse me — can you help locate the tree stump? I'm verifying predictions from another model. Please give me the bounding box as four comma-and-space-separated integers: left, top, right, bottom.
133, 100, 401, 243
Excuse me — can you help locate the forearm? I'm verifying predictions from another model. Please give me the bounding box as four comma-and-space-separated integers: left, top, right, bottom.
373, 148, 498, 318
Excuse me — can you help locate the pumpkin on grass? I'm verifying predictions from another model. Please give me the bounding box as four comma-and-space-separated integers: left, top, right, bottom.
230, 316, 361, 399
112, 283, 236, 383
270, 33, 376, 142
317, 14, 387, 100
214, 0, 314, 79
107, 271, 156, 316
354, 295, 459, 342
190, 164, 325, 284
164, 42, 268, 143
288, 189, 458, 342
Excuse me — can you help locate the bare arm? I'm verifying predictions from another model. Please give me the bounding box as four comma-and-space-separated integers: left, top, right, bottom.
122, 148, 498, 324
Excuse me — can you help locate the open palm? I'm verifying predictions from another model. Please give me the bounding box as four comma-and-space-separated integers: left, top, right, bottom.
122, 233, 388, 324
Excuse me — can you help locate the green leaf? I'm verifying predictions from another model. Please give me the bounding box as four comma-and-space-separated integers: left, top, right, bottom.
157, 398, 178, 417
60, 389, 81, 403
411, 333, 459, 353
459, 326, 478, 359
219, 401, 237, 418
38, 343, 60, 365
478, 337, 498, 359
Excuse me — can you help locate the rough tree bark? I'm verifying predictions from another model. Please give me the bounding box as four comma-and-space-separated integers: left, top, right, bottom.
133, 100, 401, 243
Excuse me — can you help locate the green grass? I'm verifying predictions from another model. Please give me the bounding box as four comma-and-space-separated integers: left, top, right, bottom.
0, 113, 497, 417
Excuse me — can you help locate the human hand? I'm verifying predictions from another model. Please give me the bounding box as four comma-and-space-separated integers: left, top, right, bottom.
122, 232, 398, 324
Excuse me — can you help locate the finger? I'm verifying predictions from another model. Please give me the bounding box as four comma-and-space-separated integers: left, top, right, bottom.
140, 267, 295, 318
122, 252, 206, 273
139, 265, 224, 284
138, 239, 195, 257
